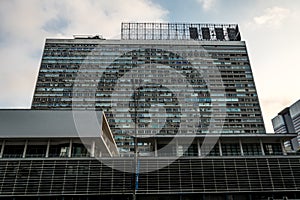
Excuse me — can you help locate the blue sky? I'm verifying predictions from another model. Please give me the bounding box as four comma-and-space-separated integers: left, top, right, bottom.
0, 0, 299, 132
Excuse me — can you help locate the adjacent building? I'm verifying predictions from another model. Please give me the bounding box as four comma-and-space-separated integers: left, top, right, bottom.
272, 99, 300, 151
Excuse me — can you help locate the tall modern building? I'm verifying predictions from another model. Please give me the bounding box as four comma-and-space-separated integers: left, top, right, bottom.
272, 99, 300, 151
1, 23, 300, 200
32, 23, 265, 155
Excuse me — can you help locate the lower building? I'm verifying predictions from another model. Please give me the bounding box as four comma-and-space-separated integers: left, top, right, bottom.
0, 110, 119, 158
0, 110, 299, 199
1, 156, 300, 199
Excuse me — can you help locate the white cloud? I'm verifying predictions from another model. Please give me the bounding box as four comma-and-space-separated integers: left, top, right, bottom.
254, 6, 290, 27
242, 5, 300, 132
0, 0, 168, 108
197, 0, 216, 11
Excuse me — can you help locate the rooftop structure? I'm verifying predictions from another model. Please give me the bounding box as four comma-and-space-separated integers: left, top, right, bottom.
121, 22, 241, 41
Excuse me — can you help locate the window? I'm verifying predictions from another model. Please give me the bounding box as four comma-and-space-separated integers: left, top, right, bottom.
222, 143, 240, 156
243, 143, 262, 156
264, 143, 282, 155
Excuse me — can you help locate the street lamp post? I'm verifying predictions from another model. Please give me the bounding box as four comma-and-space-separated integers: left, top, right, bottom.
132, 79, 140, 200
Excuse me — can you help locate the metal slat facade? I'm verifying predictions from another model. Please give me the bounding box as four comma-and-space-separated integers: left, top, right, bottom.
1, 157, 300, 196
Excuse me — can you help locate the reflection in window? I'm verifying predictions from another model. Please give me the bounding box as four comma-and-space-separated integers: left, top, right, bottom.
72, 143, 90, 157
243, 143, 262, 156
264, 143, 282, 155
26, 145, 47, 158
2, 145, 24, 158
48, 144, 70, 157
222, 144, 241, 156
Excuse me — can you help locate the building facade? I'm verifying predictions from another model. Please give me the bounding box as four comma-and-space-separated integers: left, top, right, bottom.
1, 22, 300, 199
31, 23, 265, 155
0, 110, 119, 158
272, 100, 300, 151
1, 110, 297, 199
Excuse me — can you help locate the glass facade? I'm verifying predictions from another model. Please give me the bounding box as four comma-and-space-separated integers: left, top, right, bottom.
243, 143, 262, 156
32, 39, 265, 153
272, 100, 300, 151
222, 143, 241, 156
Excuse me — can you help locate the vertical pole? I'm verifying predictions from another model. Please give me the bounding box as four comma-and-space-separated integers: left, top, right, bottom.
45, 139, 50, 158
91, 141, 96, 158
154, 139, 158, 157
136, 22, 138, 40
121, 22, 123, 39
23, 140, 28, 158
68, 139, 72, 158
218, 140, 223, 156
239, 138, 244, 156
0, 140, 5, 158
128, 23, 131, 40
144, 23, 146, 40
132, 79, 140, 200
260, 139, 265, 156
197, 139, 201, 157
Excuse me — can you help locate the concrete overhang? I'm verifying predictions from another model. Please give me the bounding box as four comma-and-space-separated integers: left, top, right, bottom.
0, 109, 119, 157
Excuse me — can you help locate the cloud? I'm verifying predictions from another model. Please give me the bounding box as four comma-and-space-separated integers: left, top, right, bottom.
0, 0, 168, 108
254, 6, 290, 27
197, 0, 216, 11
242, 4, 300, 132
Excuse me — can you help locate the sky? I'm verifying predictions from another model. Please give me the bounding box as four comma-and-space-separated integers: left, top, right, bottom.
0, 0, 299, 133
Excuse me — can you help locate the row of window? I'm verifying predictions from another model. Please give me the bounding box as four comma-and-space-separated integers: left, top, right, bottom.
0, 143, 283, 158
0, 144, 90, 159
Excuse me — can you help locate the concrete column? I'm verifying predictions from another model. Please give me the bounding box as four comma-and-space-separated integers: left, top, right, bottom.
197, 139, 201, 157
91, 141, 96, 158
239, 138, 244, 156
154, 139, 158, 157
45, 139, 50, 158
175, 138, 179, 157
68, 139, 72, 158
259, 139, 265, 156
23, 140, 28, 158
281, 139, 287, 156
218, 140, 223, 156
0, 140, 5, 158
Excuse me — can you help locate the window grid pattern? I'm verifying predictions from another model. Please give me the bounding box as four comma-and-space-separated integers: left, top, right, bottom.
0, 158, 300, 196
32, 41, 266, 152
221, 143, 241, 156
0, 159, 133, 196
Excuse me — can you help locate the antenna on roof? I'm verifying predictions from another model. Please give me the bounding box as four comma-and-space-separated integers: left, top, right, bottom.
73, 34, 105, 40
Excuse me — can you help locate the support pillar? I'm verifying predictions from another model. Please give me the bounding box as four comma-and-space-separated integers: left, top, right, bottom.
91, 141, 96, 158
260, 139, 265, 156
68, 139, 72, 158
23, 140, 28, 158
239, 138, 244, 156
154, 139, 158, 157
45, 139, 50, 158
197, 139, 201, 157
0, 140, 5, 158
175, 138, 179, 157
218, 140, 223, 156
